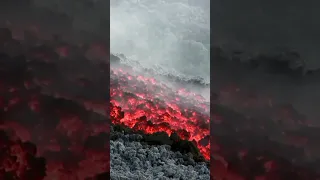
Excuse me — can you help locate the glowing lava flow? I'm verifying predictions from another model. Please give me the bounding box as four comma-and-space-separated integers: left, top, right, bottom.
110, 67, 210, 160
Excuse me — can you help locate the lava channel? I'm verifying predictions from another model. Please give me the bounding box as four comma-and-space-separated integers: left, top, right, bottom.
110, 65, 210, 160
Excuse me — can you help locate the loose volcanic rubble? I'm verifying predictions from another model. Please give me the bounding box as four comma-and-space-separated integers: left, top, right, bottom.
211, 47, 320, 180
0, 25, 109, 179
110, 124, 210, 180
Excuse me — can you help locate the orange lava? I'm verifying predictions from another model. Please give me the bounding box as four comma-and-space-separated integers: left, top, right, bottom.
110, 67, 210, 160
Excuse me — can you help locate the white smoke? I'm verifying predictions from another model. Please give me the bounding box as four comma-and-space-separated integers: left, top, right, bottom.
110, 0, 210, 84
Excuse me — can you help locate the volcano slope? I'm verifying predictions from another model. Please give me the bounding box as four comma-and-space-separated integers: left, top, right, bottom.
110, 55, 210, 179
211, 47, 320, 180
0, 23, 110, 179
0, 3, 210, 180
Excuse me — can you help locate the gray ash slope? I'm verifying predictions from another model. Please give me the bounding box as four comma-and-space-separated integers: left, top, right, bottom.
111, 53, 209, 88
110, 125, 210, 180
110, 0, 210, 87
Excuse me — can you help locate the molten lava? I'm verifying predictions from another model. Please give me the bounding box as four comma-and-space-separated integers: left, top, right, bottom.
110, 66, 210, 160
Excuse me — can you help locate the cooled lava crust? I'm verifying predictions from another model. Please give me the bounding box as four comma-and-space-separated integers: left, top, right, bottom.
110, 55, 210, 161
0, 25, 109, 179
211, 47, 320, 180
